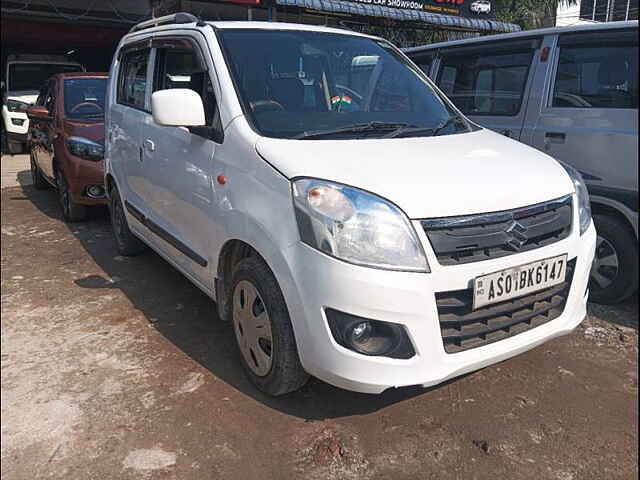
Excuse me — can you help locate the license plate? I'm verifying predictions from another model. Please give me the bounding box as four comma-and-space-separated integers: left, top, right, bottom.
473, 254, 568, 310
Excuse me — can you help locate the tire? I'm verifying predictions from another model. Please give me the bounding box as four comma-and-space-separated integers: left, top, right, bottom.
589, 214, 638, 304
30, 154, 49, 190
109, 185, 147, 256
8, 141, 23, 155
56, 168, 88, 222
231, 256, 309, 396
0, 129, 8, 154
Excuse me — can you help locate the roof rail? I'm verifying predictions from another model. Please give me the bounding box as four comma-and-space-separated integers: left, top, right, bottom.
129, 12, 198, 33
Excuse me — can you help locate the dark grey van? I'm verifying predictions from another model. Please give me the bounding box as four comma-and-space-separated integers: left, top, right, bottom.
406, 21, 639, 304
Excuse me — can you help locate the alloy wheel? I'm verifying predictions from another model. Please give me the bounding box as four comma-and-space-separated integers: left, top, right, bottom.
590, 234, 620, 291
232, 280, 273, 377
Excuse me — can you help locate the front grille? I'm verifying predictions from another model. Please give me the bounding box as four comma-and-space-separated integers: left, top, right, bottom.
421, 196, 573, 266
436, 259, 576, 354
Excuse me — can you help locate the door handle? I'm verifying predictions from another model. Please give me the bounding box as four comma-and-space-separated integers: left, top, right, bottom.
144, 139, 155, 152
544, 132, 566, 144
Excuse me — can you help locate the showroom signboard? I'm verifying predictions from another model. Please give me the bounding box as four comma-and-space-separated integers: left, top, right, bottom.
342, 0, 495, 18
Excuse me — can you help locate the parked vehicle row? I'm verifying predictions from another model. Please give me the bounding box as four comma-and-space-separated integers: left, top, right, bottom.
405, 20, 639, 304
18, 16, 635, 397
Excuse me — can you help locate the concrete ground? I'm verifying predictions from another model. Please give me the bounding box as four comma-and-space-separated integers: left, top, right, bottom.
1, 155, 638, 480
1, 154, 31, 189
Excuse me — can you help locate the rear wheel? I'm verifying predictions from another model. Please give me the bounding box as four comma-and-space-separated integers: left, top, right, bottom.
589, 214, 638, 304
30, 154, 48, 190
231, 256, 308, 396
56, 168, 88, 222
109, 185, 147, 256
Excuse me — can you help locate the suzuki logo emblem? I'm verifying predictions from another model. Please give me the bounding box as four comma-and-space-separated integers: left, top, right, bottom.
505, 220, 529, 251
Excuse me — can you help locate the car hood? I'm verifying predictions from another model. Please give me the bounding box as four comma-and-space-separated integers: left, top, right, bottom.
255, 128, 574, 219
6, 91, 39, 105
63, 119, 105, 143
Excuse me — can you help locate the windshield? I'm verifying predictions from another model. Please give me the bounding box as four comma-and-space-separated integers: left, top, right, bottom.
64, 78, 107, 121
8, 63, 82, 92
218, 29, 470, 139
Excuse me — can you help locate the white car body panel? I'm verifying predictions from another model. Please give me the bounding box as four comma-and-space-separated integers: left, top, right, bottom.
105, 20, 595, 394
256, 128, 574, 218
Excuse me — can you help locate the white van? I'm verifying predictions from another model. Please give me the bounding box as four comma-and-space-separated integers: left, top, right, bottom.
105, 14, 596, 395
1, 54, 84, 154
405, 21, 638, 305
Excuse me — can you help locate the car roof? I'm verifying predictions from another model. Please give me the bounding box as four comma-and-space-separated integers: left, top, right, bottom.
404, 20, 638, 53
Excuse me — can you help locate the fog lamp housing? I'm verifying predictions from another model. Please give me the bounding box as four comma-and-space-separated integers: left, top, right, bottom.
325, 308, 415, 359
86, 185, 105, 198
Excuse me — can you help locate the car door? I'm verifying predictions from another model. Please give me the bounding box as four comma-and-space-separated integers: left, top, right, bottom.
37, 79, 58, 181
524, 29, 638, 196
29, 83, 52, 180
109, 44, 152, 219
435, 38, 541, 140
142, 34, 219, 285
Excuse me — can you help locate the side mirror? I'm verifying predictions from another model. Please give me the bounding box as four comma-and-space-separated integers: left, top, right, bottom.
151, 89, 205, 127
26, 105, 52, 121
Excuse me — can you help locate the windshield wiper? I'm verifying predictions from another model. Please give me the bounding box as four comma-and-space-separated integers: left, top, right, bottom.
293, 121, 413, 140
383, 115, 465, 139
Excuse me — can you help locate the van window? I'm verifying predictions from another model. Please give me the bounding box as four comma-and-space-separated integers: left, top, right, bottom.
118, 49, 150, 110
153, 42, 221, 129
7, 63, 81, 92
437, 50, 533, 116
218, 29, 468, 139
552, 45, 638, 109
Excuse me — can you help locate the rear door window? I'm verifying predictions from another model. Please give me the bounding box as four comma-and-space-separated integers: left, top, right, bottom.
552, 44, 638, 109
437, 49, 534, 116
118, 48, 150, 110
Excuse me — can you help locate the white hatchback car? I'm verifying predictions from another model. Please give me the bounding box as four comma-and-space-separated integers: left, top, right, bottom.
105, 14, 596, 395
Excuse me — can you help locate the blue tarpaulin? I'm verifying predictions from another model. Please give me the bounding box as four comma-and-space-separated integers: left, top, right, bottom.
275, 0, 520, 33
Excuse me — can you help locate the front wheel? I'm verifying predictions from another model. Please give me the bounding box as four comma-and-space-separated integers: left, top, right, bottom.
231, 256, 308, 396
7, 140, 23, 155
589, 214, 638, 304
56, 169, 88, 222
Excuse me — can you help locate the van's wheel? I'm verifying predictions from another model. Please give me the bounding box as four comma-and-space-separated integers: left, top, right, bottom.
109, 185, 147, 256
30, 153, 48, 190
589, 214, 638, 304
231, 256, 308, 396
56, 168, 88, 222
8, 141, 23, 155
0, 129, 8, 154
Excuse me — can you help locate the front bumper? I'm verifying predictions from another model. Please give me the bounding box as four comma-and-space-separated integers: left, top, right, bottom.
283, 212, 596, 394
2, 106, 29, 137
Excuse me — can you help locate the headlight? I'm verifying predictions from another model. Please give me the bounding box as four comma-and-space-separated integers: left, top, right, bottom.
292, 178, 429, 272
7, 99, 29, 112
66, 136, 104, 161
559, 161, 592, 235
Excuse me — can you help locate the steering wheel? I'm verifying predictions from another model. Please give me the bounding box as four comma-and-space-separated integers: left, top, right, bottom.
70, 102, 104, 114
335, 84, 364, 102
250, 100, 285, 113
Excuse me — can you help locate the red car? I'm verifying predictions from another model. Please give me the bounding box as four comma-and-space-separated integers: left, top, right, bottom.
27, 72, 108, 222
